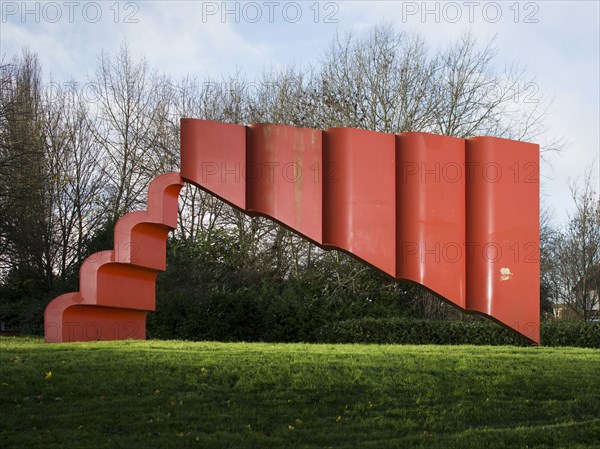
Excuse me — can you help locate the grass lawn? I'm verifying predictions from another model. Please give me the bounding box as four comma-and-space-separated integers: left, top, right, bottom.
1, 337, 599, 448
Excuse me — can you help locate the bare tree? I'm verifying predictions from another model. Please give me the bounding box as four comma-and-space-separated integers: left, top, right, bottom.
0, 50, 54, 287
551, 163, 600, 320
91, 42, 169, 222
315, 26, 437, 132
42, 81, 105, 279
539, 204, 559, 318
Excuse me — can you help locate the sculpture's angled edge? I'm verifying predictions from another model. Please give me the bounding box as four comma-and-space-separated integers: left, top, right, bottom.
44, 119, 540, 344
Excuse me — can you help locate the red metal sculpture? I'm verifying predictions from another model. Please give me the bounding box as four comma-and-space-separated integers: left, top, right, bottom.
44, 119, 540, 344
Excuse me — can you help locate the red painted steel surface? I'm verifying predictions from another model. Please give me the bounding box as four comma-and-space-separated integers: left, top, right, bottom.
44, 119, 540, 344
323, 128, 397, 276
247, 124, 324, 243
396, 133, 466, 307
44, 173, 183, 343
465, 137, 540, 339
180, 120, 246, 210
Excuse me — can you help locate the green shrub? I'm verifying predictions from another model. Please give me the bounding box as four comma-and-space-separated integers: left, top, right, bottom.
315, 317, 600, 348
540, 320, 600, 348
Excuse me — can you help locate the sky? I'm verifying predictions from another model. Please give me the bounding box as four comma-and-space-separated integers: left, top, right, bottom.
1, 0, 599, 225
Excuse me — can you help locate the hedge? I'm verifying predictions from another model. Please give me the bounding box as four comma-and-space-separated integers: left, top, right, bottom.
314, 318, 600, 348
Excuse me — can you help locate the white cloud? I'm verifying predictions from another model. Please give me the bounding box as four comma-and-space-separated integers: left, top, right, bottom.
123, 2, 274, 79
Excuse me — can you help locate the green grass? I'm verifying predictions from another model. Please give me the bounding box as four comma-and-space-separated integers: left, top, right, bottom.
1, 337, 599, 449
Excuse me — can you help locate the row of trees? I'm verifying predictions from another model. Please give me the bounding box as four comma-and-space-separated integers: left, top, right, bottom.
0, 26, 598, 337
